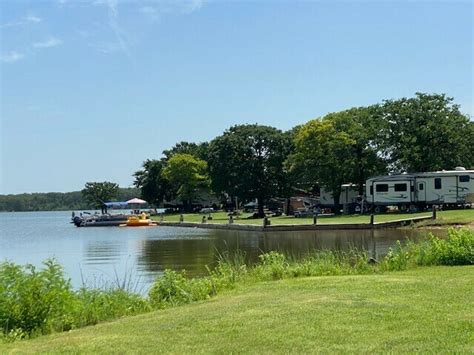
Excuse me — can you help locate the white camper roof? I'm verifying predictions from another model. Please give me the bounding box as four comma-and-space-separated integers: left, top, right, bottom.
367, 168, 474, 182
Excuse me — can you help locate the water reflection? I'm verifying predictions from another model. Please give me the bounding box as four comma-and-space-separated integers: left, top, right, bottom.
134, 227, 435, 278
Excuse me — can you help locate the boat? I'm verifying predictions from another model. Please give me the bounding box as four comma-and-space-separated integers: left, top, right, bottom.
120, 213, 157, 227
72, 212, 129, 227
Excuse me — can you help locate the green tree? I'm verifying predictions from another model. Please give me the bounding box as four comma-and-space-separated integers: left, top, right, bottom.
290, 119, 355, 212
162, 154, 209, 212
325, 106, 387, 194
162, 141, 210, 162
81, 182, 119, 209
208, 124, 291, 217
380, 93, 474, 172
133, 159, 172, 207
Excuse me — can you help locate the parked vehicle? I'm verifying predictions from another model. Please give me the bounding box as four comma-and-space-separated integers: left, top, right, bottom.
319, 184, 364, 213
365, 167, 474, 212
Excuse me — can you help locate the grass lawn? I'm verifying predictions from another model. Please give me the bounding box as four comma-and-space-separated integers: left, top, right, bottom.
4, 266, 473, 353
152, 209, 474, 227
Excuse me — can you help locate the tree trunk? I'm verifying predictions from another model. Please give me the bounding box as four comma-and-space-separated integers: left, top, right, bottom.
333, 188, 342, 215
257, 198, 265, 218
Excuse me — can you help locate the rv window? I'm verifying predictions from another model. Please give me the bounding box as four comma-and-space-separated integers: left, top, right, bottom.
434, 178, 442, 189
419, 183, 424, 191
394, 183, 407, 192
459, 175, 470, 183
370, 186, 373, 195
376, 184, 388, 192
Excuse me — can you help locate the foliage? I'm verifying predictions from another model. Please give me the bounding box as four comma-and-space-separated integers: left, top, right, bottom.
325, 106, 387, 193
290, 119, 356, 210
0, 259, 150, 339
81, 181, 119, 209
74, 288, 150, 327
381, 228, 474, 270
0, 259, 76, 337
162, 141, 210, 162
208, 124, 292, 216
0, 188, 139, 212
379, 93, 474, 172
290, 107, 388, 208
148, 270, 213, 309
162, 153, 209, 211
133, 159, 172, 206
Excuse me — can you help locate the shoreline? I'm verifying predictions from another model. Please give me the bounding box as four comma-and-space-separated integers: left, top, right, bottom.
156, 215, 433, 232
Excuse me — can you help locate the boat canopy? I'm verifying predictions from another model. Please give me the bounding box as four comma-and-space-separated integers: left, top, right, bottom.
126, 198, 147, 204
104, 201, 129, 208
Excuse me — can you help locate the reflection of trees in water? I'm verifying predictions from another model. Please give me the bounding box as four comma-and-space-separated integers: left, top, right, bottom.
136, 228, 431, 278
137, 239, 218, 277
84, 240, 124, 265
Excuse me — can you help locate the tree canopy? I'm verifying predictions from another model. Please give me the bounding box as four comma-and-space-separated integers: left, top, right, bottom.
162, 153, 209, 211
81, 182, 119, 209
133, 159, 172, 206
380, 93, 473, 172
132, 92, 472, 213
208, 124, 291, 216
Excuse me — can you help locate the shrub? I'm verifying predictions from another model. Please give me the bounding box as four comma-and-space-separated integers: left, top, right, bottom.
0, 259, 151, 338
148, 270, 213, 309
74, 288, 150, 327
254, 251, 288, 280
209, 250, 248, 291
431, 228, 473, 265
381, 228, 473, 270
0, 259, 75, 336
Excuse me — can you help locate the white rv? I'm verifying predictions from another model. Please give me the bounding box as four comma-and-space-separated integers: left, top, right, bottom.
319, 184, 362, 212
366, 167, 474, 211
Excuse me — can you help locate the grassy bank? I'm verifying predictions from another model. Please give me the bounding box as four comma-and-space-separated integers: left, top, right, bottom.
152, 209, 474, 227
3, 266, 473, 353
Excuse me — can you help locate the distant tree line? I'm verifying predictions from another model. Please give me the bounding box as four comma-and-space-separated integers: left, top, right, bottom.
134, 93, 474, 215
0, 188, 140, 212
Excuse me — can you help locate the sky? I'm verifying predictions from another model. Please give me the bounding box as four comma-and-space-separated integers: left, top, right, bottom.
0, 0, 472, 194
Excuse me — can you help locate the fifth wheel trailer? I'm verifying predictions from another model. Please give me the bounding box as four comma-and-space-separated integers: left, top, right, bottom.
365, 168, 474, 211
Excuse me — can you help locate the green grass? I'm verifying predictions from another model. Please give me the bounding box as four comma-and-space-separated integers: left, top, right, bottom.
152, 209, 474, 227
3, 266, 473, 353
412, 209, 474, 227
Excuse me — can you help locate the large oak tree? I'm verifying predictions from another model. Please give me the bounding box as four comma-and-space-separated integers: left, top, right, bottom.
208, 124, 291, 217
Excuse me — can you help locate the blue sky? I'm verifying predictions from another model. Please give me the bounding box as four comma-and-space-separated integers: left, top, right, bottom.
1, 0, 472, 194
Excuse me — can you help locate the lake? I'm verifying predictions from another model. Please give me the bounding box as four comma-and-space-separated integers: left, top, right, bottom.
0, 211, 440, 291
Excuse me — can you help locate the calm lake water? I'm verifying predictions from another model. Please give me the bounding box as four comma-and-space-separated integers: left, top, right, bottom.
0, 211, 441, 290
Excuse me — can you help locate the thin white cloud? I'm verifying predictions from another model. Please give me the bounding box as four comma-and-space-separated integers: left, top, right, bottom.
23, 15, 42, 23
94, 0, 132, 59
1, 51, 25, 63
184, 0, 203, 14
139, 6, 160, 22
33, 37, 63, 49
1, 14, 42, 28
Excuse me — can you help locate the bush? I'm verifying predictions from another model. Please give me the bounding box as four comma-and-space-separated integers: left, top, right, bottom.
148, 270, 213, 309
431, 228, 473, 265
74, 288, 150, 327
0, 259, 75, 336
255, 251, 288, 280
381, 228, 474, 270
0, 259, 151, 339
